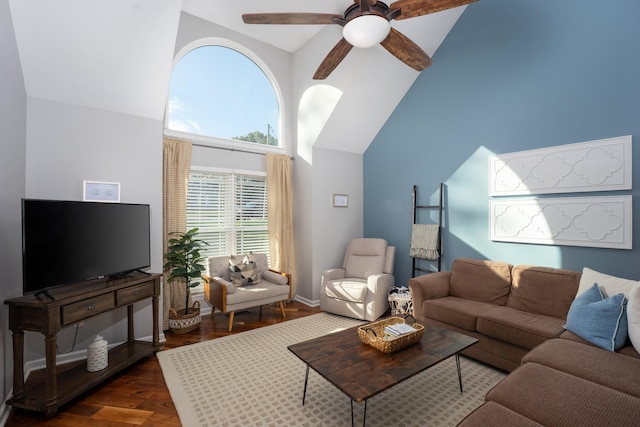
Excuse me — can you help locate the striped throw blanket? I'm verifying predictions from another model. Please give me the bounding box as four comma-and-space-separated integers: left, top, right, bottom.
410, 223, 440, 260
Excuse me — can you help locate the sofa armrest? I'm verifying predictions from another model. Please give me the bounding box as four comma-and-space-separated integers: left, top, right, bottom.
367, 273, 395, 291
321, 268, 346, 285
367, 273, 395, 320
264, 269, 290, 285
204, 275, 232, 312
264, 269, 293, 300
409, 271, 451, 311
409, 272, 451, 322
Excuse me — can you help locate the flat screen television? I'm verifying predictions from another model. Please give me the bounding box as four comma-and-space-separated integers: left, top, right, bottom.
22, 199, 151, 296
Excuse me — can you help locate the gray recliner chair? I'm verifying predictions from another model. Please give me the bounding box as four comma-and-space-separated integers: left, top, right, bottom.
320, 238, 395, 321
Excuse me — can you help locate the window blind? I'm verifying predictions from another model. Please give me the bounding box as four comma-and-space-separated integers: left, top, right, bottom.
187, 170, 269, 262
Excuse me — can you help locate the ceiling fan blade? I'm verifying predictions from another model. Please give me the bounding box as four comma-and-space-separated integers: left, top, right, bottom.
389, 0, 478, 20
380, 28, 433, 71
242, 13, 341, 25
313, 38, 354, 80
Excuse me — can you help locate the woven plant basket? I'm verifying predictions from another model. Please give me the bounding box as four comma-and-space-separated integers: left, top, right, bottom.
169, 301, 201, 334
358, 316, 424, 354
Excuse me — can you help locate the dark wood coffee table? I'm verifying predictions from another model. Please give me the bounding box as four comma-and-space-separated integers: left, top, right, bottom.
288, 320, 478, 426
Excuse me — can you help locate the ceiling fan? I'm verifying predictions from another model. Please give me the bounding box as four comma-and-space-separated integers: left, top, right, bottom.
242, 0, 478, 80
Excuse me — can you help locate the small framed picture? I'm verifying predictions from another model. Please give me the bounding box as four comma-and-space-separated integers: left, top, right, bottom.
332, 194, 349, 207
83, 181, 120, 202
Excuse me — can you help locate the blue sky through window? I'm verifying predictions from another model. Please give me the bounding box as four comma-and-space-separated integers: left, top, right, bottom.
168, 45, 279, 142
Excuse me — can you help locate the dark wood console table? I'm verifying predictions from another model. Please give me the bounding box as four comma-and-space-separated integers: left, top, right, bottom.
5, 272, 161, 416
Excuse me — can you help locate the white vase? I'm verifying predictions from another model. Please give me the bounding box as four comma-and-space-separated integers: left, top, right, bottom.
87, 335, 108, 372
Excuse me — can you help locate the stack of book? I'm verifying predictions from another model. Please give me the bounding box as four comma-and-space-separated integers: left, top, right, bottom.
384, 323, 417, 337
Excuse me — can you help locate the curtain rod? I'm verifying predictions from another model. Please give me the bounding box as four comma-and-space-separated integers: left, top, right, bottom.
191, 141, 294, 160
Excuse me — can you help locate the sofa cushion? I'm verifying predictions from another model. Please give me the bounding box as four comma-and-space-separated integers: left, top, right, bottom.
421, 296, 497, 332
523, 338, 640, 398
559, 330, 640, 359
565, 283, 628, 351
209, 253, 269, 281
325, 279, 368, 303
343, 238, 387, 278
486, 362, 640, 427
619, 345, 640, 359
558, 329, 597, 346
506, 265, 580, 318
627, 286, 640, 354
477, 306, 566, 350
449, 258, 512, 305
209, 255, 232, 281
577, 267, 639, 298
226, 281, 289, 305
458, 401, 544, 427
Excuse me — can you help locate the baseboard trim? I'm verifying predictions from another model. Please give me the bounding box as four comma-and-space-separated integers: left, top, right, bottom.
293, 295, 319, 307
0, 400, 9, 427
194, 293, 319, 312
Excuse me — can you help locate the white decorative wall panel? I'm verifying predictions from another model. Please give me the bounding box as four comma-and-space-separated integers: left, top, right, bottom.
489, 136, 631, 196
490, 196, 632, 249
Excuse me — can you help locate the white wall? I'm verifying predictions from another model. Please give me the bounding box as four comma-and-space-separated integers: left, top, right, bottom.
23, 98, 163, 360
0, 0, 26, 410
291, 146, 365, 305
290, 28, 366, 305
309, 148, 363, 301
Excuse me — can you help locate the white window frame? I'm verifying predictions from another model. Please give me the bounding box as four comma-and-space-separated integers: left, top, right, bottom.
187, 166, 269, 297
166, 37, 286, 150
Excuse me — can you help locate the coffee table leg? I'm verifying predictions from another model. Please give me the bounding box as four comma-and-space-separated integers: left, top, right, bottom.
351, 400, 367, 427
363, 400, 367, 426
456, 353, 463, 393
351, 400, 354, 427
302, 365, 310, 405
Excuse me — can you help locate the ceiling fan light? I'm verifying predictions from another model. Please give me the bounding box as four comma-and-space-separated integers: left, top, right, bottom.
343, 15, 390, 49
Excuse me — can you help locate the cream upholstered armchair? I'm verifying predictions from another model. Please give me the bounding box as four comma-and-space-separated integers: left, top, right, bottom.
320, 238, 395, 321
204, 253, 291, 332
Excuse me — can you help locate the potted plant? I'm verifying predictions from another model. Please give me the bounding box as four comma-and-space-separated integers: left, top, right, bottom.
164, 227, 208, 333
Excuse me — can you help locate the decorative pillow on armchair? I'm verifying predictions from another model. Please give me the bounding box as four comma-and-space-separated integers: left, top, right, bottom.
229, 252, 261, 286
565, 283, 628, 351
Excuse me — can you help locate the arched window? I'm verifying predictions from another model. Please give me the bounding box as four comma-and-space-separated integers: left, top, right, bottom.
167, 44, 281, 146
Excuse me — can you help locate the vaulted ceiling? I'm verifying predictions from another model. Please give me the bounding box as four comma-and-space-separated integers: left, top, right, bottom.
8, 0, 470, 154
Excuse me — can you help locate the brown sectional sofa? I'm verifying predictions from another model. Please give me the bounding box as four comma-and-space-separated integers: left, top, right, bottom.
409, 258, 640, 426
458, 334, 640, 426
409, 258, 581, 372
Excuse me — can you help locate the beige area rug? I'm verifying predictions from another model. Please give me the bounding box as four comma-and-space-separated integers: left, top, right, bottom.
157, 313, 506, 426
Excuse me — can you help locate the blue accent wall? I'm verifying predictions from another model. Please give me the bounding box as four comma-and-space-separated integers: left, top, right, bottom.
364, 0, 640, 287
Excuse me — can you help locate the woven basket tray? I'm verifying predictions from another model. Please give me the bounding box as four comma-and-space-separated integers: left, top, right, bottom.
358, 316, 424, 354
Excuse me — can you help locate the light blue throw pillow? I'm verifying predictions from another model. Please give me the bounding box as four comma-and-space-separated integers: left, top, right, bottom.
565, 283, 628, 351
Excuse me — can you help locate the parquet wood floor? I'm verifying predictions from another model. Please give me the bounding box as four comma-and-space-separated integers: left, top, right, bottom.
5, 301, 321, 426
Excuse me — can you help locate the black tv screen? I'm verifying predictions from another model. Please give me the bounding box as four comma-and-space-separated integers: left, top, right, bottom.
22, 199, 151, 295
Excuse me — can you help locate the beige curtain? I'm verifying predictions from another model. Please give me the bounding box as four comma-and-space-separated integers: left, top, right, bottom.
266, 153, 297, 297
162, 137, 192, 330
